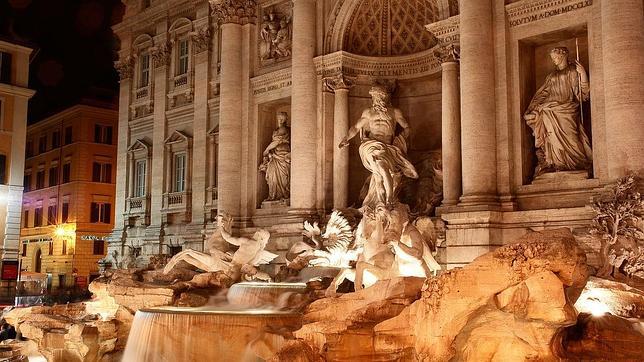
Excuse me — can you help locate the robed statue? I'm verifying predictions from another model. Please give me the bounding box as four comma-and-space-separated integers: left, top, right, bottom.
259, 112, 291, 202
339, 86, 418, 208
524, 47, 592, 177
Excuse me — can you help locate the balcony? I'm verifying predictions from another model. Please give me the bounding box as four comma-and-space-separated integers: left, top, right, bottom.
162, 191, 191, 213
135, 86, 149, 100
126, 196, 148, 216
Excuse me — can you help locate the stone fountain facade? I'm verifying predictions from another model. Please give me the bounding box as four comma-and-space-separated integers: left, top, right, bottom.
109, 0, 644, 273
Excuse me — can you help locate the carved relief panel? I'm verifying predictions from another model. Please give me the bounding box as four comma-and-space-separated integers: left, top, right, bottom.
258, 1, 292, 67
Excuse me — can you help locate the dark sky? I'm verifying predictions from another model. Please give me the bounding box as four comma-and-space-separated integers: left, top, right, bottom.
0, 0, 124, 123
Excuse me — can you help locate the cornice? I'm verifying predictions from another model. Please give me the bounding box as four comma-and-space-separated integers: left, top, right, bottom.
250, 67, 292, 95
506, 0, 593, 27
425, 14, 459, 46
313, 50, 441, 81
0, 83, 36, 99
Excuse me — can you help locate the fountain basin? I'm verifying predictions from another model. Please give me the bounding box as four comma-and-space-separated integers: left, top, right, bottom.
227, 282, 309, 308
123, 306, 302, 362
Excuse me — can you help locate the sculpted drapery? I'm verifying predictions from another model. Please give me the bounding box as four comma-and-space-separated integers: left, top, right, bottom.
525, 47, 592, 177
259, 112, 291, 202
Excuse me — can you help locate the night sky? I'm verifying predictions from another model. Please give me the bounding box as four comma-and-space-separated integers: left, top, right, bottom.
0, 0, 124, 123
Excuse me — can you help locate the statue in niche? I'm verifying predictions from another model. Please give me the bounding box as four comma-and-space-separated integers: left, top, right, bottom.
259, 112, 291, 203
259, 10, 292, 61
339, 86, 418, 208
524, 47, 592, 178
163, 214, 277, 281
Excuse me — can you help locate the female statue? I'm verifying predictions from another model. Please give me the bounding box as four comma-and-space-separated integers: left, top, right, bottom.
259, 112, 291, 202
524, 47, 592, 177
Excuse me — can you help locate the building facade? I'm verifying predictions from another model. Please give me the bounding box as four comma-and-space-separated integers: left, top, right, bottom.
0, 38, 35, 300
111, 0, 643, 269
20, 104, 117, 289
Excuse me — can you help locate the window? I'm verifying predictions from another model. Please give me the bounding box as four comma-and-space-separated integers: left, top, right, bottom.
62, 163, 71, 183
94, 125, 113, 144
48, 241, 53, 255
21, 243, 27, 257
34, 207, 43, 227
93, 240, 105, 255
92, 162, 112, 183
142, 0, 151, 9
135, 160, 146, 197
177, 39, 189, 75
47, 205, 57, 225
23, 174, 31, 192
0, 154, 5, 184
38, 135, 47, 154
174, 153, 186, 192
62, 202, 69, 223
0, 99, 3, 128
90, 202, 111, 224
0, 52, 11, 84
48, 166, 59, 187
52, 131, 61, 149
62, 239, 67, 255
64, 126, 72, 145
139, 53, 150, 87
25, 140, 33, 158
23, 210, 29, 228
36, 170, 45, 189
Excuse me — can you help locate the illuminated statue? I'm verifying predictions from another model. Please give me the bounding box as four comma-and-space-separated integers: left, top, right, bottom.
163, 214, 277, 281
339, 86, 418, 207
524, 47, 592, 177
259, 112, 291, 202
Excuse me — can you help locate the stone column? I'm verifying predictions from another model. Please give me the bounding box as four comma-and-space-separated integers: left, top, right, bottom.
436, 45, 461, 206
601, 0, 644, 179
128, 153, 135, 198
290, 0, 318, 210
208, 134, 217, 190
190, 25, 212, 223
458, 0, 497, 207
324, 75, 354, 209
210, 0, 256, 216
149, 37, 170, 228
112, 56, 133, 233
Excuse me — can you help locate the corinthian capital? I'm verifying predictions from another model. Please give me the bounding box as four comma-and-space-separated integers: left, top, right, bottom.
210, 0, 258, 25
324, 74, 356, 92
114, 56, 134, 80
434, 42, 460, 64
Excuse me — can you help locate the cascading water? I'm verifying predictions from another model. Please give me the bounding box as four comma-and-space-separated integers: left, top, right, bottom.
122, 282, 308, 362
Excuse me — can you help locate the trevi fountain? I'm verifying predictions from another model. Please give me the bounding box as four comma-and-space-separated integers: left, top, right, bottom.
3, 0, 644, 361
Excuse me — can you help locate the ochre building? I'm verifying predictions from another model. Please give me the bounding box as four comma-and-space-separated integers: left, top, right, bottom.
20, 104, 117, 289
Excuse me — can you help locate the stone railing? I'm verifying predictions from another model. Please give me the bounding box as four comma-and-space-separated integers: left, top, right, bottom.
135, 86, 150, 100
163, 191, 191, 212
126, 196, 148, 215
174, 74, 188, 88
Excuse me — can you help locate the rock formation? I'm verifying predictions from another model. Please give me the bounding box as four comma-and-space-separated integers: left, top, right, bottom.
276, 228, 591, 361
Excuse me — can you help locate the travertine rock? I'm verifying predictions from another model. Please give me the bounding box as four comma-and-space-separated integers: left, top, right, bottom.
294, 277, 423, 360
557, 313, 644, 360
410, 228, 587, 360
5, 305, 118, 362
575, 276, 644, 318
281, 228, 589, 361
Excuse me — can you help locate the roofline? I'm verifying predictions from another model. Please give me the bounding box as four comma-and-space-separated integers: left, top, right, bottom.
27, 104, 118, 132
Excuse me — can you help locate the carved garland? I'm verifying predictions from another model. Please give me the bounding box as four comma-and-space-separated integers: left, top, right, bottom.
150, 42, 171, 68
210, 0, 258, 25
191, 26, 213, 54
